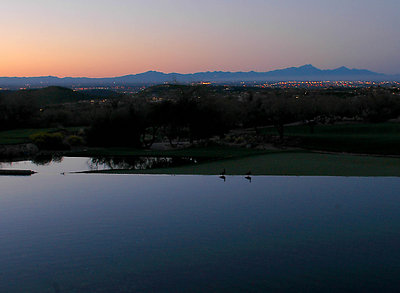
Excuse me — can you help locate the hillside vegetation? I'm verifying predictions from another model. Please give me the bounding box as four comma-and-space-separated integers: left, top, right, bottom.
0, 85, 400, 157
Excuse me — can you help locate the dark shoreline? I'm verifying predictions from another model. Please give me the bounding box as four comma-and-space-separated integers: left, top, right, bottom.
0, 169, 36, 176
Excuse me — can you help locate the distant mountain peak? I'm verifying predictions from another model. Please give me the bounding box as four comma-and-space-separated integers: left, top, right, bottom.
295, 64, 321, 73
0, 65, 395, 88
333, 66, 350, 71
299, 64, 318, 69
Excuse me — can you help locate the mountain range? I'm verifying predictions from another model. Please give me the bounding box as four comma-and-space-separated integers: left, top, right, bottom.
1, 65, 398, 88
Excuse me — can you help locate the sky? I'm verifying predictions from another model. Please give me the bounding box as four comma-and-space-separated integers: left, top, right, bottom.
1, 0, 399, 77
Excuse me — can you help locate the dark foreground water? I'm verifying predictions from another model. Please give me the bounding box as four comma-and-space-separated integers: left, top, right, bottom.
0, 175, 399, 292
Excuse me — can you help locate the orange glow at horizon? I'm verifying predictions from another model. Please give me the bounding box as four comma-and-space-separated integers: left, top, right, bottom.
0, 31, 296, 77
1, 0, 399, 77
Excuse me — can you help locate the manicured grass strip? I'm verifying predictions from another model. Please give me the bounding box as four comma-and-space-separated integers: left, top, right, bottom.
261, 123, 400, 155
0, 169, 36, 176
294, 135, 400, 155
262, 123, 400, 135
69, 146, 276, 159
84, 152, 400, 177
0, 127, 83, 145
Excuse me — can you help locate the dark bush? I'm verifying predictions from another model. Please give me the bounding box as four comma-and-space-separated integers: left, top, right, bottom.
30, 132, 67, 150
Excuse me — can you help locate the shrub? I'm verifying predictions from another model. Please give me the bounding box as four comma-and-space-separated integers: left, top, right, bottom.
29, 132, 66, 150
66, 135, 85, 146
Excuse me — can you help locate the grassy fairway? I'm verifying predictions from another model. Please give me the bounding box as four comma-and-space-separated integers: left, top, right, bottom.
3, 124, 400, 176
89, 151, 400, 176
0, 128, 47, 144
262, 123, 400, 155
0, 127, 82, 145
69, 145, 275, 160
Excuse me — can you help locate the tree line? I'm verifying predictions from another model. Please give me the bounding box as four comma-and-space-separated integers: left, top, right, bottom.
1, 85, 400, 148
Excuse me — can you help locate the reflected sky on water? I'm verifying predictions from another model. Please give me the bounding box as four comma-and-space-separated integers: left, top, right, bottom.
0, 156, 198, 174
0, 175, 399, 292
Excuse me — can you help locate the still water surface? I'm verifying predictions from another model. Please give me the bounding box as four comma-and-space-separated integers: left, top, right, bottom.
0, 174, 400, 292
0, 156, 198, 174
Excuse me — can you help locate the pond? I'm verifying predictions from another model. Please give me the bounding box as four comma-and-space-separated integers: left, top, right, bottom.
0, 174, 399, 292
0, 156, 200, 174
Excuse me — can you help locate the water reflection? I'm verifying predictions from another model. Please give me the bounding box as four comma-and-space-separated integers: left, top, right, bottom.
31, 154, 63, 166
0, 155, 200, 174
89, 156, 198, 170
0, 175, 399, 292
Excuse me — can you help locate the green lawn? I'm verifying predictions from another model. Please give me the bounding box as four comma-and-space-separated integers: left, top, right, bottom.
0, 128, 54, 144
262, 123, 400, 155
0, 127, 83, 145
70, 145, 274, 160
87, 151, 400, 177
3, 124, 400, 176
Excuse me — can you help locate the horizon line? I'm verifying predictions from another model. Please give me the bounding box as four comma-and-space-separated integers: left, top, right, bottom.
0, 64, 394, 79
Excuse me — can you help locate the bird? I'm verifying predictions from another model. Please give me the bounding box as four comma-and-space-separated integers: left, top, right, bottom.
219, 175, 226, 182
245, 170, 252, 182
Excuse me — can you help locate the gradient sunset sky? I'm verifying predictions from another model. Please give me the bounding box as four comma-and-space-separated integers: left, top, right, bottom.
1, 0, 399, 77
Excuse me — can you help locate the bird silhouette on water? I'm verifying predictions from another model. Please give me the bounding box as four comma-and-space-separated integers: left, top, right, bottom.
219, 168, 226, 182
245, 170, 252, 182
